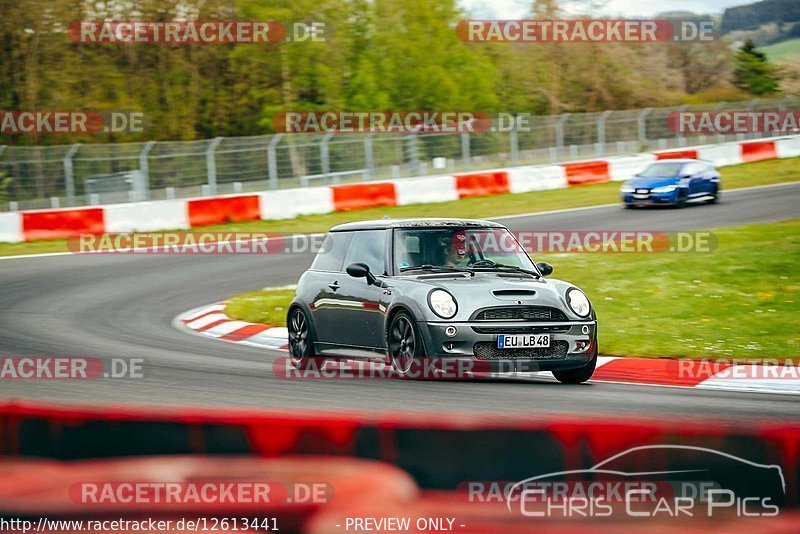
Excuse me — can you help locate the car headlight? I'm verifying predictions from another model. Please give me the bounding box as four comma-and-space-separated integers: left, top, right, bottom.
566, 288, 591, 318
620, 185, 635, 193
428, 289, 457, 319
651, 185, 677, 193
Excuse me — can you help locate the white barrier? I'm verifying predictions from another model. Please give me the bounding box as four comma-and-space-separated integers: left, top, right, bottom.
507, 165, 568, 193
394, 175, 458, 205
104, 200, 190, 233
259, 186, 334, 220
775, 136, 800, 159
697, 143, 744, 167
604, 154, 656, 182
0, 212, 22, 243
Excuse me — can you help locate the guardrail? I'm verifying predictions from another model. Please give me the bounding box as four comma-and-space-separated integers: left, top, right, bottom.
2, 97, 798, 211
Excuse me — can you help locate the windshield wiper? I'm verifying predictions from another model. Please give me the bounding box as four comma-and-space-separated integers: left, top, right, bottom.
470, 260, 541, 278
400, 264, 475, 276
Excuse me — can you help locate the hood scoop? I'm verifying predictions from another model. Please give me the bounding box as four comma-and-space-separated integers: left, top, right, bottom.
492, 289, 536, 300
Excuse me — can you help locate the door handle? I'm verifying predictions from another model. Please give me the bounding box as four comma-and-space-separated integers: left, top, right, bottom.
328, 281, 340, 292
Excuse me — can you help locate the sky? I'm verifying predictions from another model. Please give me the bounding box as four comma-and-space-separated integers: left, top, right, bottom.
460, 0, 758, 18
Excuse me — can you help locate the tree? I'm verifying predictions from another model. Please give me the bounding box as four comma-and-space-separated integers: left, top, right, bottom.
734, 39, 780, 95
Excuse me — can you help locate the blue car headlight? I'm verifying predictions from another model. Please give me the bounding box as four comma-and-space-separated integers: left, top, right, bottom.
651, 185, 678, 193
620, 186, 635, 193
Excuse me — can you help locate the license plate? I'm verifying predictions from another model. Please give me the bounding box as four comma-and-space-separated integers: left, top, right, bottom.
497, 334, 550, 349
633, 194, 649, 199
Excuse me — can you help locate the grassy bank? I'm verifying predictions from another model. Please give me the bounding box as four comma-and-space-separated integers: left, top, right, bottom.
1, 156, 799, 257
225, 219, 800, 360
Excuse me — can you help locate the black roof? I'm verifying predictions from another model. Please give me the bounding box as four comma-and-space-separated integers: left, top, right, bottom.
330, 218, 505, 232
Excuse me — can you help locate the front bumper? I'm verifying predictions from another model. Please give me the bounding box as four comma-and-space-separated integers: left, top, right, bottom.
622, 191, 678, 206
419, 320, 597, 373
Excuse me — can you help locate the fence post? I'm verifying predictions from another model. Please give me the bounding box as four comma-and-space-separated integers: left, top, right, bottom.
713, 102, 727, 144
268, 134, 282, 189
206, 137, 223, 196
555, 114, 570, 156
746, 99, 759, 140
509, 116, 519, 164
637, 108, 652, 145
460, 132, 470, 166
596, 110, 612, 156
321, 133, 333, 183
364, 134, 374, 180
63, 144, 81, 207
138, 141, 156, 201
676, 105, 688, 146
408, 135, 419, 176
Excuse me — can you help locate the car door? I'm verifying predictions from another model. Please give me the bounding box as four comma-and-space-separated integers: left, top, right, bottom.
306, 231, 352, 347
326, 229, 389, 350
700, 163, 717, 194
682, 162, 704, 198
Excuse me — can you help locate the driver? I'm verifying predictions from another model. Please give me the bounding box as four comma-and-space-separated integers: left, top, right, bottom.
441, 231, 470, 266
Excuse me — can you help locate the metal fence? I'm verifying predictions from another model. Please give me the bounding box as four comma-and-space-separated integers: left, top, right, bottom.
1, 97, 798, 211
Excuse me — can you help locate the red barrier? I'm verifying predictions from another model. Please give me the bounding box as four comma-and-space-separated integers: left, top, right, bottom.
187, 195, 260, 227
331, 182, 397, 211
21, 208, 105, 241
655, 149, 698, 160
562, 160, 610, 185
741, 140, 777, 163
455, 171, 510, 198
0, 401, 798, 506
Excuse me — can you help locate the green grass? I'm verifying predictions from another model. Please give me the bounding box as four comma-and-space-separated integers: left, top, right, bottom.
226, 288, 297, 327
226, 219, 800, 360
2, 156, 799, 257
762, 38, 800, 63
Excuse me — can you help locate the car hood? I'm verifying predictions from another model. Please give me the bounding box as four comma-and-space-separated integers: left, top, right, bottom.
626, 176, 678, 188
405, 273, 583, 321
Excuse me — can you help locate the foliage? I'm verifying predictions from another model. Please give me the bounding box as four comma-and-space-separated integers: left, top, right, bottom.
734, 39, 781, 94
0, 0, 766, 146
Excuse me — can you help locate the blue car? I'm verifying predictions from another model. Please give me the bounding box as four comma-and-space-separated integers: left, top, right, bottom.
620, 159, 720, 208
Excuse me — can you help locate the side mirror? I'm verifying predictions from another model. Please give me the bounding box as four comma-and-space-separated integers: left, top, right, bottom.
536, 262, 553, 276
346, 262, 377, 285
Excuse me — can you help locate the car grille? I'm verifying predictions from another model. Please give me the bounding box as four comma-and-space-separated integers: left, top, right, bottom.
472, 325, 570, 334
473, 340, 569, 360
474, 306, 568, 322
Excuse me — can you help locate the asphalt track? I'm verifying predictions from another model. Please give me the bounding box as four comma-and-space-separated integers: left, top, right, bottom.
1, 182, 799, 421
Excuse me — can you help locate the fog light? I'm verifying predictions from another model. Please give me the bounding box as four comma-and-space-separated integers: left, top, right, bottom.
581, 325, 590, 335
445, 326, 457, 337
575, 340, 590, 352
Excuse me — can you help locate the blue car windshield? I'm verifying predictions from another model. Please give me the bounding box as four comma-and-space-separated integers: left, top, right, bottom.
639, 162, 684, 178
394, 227, 536, 272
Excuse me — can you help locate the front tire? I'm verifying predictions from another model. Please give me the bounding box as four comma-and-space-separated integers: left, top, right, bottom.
707, 186, 719, 204
553, 346, 597, 384
387, 312, 424, 378
675, 191, 687, 208
288, 308, 316, 370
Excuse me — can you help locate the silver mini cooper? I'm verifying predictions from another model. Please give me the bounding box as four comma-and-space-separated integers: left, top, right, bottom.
287, 218, 598, 384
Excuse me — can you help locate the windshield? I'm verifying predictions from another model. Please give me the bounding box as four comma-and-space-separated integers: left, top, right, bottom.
638, 162, 684, 178
394, 227, 536, 272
